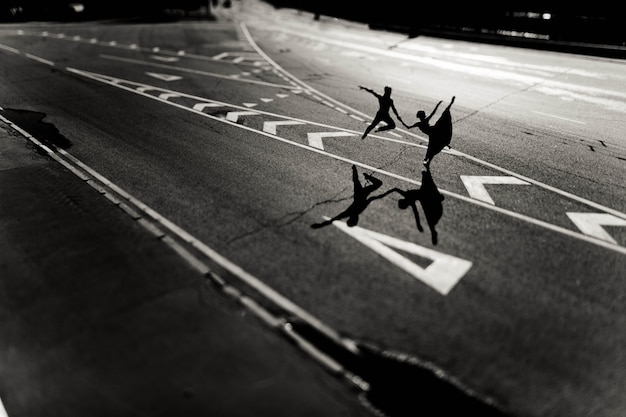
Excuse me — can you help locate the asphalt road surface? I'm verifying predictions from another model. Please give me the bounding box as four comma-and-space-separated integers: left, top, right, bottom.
1, 1, 625, 416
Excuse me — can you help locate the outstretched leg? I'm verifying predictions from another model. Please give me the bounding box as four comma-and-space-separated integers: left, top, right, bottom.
375, 114, 396, 132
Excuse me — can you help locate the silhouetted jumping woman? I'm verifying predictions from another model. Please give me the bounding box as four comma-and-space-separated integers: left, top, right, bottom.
402, 96, 455, 169
359, 85, 402, 140
311, 165, 391, 228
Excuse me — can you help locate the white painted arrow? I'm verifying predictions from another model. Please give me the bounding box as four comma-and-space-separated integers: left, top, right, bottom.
566, 212, 626, 244
307, 131, 355, 150
331, 220, 472, 295
146, 72, 182, 82
226, 111, 260, 123
263, 120, 305, 135
460, 175, 530, 205
193, 102, 222, 112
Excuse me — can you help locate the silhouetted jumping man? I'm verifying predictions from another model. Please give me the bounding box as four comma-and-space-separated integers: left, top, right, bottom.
402, 96, 455, 169
311, 165, 392, 228
359, 85, 402, 140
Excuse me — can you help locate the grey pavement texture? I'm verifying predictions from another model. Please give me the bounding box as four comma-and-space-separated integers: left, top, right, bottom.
0, 119, 368, 416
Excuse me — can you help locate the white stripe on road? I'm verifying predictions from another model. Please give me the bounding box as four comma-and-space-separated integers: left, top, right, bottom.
64, 68, 626, 255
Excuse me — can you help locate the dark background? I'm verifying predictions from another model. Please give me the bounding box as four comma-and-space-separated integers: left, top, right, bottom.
1, 1, 624, 48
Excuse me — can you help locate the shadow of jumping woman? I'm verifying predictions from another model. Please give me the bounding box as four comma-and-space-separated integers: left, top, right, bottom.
389, 170, 445, 245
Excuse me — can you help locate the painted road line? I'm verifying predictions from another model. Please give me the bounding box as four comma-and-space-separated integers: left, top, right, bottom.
460, 175, 531, 205
193, 102, 222, 112
263, 120, 305, 135
532, 111, 587, 124
226, 110, 260, 122
101, 54, 298, 90
0, 396, 8, 417
158, 93, 180, 100
331, 219, 473, 295
64, 68, 626, 254
307, 131, 355, 150
146, 72, 182, 81
566, 212, 626, 244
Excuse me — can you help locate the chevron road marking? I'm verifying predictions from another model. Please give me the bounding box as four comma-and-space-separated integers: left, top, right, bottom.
331, 219, 473, 295
263, 120, 305, 135
460, 175, 531, 205
158, 93, 180, 100
226, 110, 260, 122
65, 68, 626, 255
566, 212, 626, 244
193, 102, 222, 112
307, 131, 355, 150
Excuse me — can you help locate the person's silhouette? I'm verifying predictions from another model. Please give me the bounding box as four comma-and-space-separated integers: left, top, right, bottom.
311, 165, 392, 228
402, 96, 455, 169
389, 170, 444, 244
359, 85, 402, 140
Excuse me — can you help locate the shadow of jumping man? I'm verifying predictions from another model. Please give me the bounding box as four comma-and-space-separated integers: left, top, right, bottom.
389, 170, 445, 245
311, 165, 393, 228
401, 96, 455, 170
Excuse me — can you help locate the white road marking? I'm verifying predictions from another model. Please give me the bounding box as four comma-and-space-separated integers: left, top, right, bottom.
66, 68, 626, 255
226, 110, 260, 122
25, 53, 54, 66
149, 55, 180, 62
331, 220, 473, 295
243, 102, 258, 108
146, 72, 182, 81
193, 102, 222, 111
532, 111, 587, 124
307, 131, 355, 150
101, 54, 298, 89
460, 175, 531, 205
0, 396, 8, 417
158, 93, 180, 100
566, 212, 626, 244
263, 120, 305, 135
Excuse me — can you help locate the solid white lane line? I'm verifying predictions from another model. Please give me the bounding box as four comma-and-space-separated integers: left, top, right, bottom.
62, 70, 626, 255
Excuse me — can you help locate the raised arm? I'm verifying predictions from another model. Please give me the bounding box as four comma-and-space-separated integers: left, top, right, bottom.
425, 101, 443, 121
359, 85, 378, 97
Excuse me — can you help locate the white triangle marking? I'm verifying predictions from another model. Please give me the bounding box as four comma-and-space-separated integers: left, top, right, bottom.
331, 220, 472, 295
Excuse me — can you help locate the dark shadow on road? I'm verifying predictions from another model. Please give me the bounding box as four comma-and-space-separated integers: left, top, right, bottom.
389, 170, 445, 245
311, 165, 393, 229
0, 108, 72, 150
289, 319, 511, 417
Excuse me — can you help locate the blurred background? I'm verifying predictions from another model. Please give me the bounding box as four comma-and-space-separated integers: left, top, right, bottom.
1, 1, 624, 49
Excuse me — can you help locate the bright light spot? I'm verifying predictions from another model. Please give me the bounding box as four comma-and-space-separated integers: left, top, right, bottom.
542, 13, 552, 20
69, 3, 85, 13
